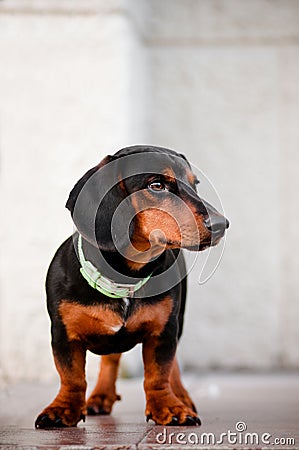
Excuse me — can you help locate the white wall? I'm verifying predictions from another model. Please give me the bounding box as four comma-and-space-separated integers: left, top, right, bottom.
0, 0, 298, 382
134, 0, 299, 371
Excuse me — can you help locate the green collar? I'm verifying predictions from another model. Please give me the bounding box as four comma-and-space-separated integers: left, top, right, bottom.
77, 234, 151, 298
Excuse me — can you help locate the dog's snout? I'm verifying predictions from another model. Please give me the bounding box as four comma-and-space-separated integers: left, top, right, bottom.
204, 215, 229, 236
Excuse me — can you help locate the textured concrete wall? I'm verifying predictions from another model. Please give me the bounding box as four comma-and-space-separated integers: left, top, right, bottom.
134, 0, 299, 371
0, 0, 298, 382
0, 0, 144, 382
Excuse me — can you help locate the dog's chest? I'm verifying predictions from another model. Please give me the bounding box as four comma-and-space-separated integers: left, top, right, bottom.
59, 296, 172, 342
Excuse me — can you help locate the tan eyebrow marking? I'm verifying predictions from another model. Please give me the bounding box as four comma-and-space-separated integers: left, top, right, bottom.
162, 168, 176, 180
186, 169, 198, 186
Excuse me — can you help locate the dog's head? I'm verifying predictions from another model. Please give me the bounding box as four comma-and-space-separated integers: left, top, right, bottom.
66, 146, 229, 268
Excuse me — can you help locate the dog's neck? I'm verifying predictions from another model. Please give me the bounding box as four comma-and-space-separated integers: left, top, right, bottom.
78, 234, 165, 285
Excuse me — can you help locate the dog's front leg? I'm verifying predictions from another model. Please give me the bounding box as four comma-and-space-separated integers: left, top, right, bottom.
142, 335, 201, 426
35, 341, 86, 428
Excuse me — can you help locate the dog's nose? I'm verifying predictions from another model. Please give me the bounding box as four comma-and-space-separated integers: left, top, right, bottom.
204, 215, 229, 236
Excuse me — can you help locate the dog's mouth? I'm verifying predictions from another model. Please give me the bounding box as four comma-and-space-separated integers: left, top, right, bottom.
184, 242, 211, 251
164, 236, 222, 252
183, 240, 213, 252
165, 228, 226, 251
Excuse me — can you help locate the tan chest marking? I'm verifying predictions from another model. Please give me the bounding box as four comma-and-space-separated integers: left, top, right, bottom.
59, 301, 124, 341
126, 296, 173, 336
59, 297, 173, 341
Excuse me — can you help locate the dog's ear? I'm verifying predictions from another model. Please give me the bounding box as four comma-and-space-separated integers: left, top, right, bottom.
66, 164, 101, 214
66, 155, 135, 251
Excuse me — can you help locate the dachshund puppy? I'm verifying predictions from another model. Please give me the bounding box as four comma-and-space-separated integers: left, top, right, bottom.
35, 145, 229, 428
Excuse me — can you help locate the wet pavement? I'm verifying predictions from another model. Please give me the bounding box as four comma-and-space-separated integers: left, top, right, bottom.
0, 373, 298, 449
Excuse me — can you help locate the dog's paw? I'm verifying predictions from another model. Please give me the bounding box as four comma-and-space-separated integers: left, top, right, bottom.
35, 404, 85, 428
145, 399, 201, 426
175, 392, 198, 413
86, 392, 121, 415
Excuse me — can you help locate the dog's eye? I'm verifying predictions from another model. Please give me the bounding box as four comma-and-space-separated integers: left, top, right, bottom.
148, 180, 165, 191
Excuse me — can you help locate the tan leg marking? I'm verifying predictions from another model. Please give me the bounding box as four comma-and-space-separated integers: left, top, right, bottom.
87, 354, 122, 415
170, 357, 197, 412
35, 342, 86, 427
143, 340, 199, 425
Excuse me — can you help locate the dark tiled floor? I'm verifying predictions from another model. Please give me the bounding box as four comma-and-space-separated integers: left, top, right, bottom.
0, 373, 298, 449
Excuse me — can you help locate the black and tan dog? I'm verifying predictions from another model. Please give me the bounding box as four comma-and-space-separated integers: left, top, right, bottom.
35, 145, 229, 428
